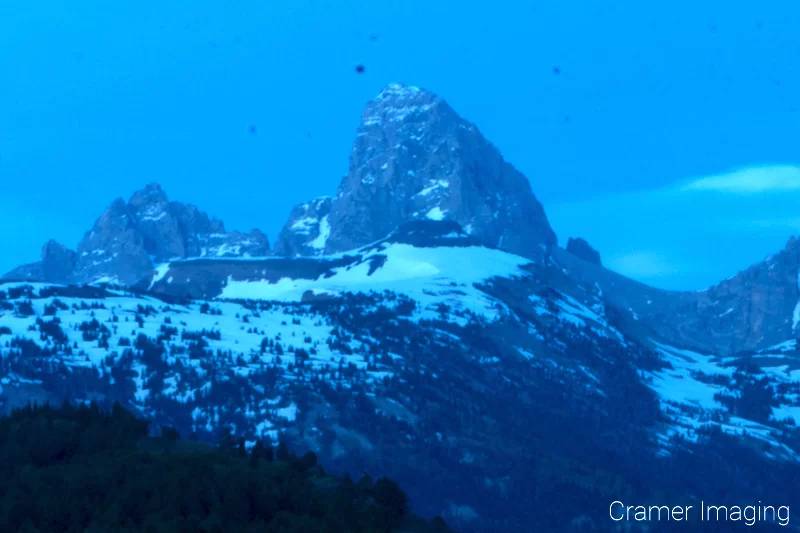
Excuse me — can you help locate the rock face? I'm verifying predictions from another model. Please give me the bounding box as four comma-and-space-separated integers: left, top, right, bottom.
565, 237, 601, 265
274, 83, 556, 260
556, 235, 800, 356
272, 197, 333, 257
3, 184, 270, 286
40, 240, 79, 280
3, 240, 78, 283
655, 236, 800, 355
378, 220, 483, 249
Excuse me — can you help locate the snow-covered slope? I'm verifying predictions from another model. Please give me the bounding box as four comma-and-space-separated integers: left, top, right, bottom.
220, 242, 530, 323
0, 282, 400, 441
645, 341, 800, 459
3, 223, 800, 532
145, 221, 530, 321
136, 221, 800, 460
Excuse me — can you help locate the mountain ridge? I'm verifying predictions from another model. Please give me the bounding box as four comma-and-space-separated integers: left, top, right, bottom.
4, 183, 271, 287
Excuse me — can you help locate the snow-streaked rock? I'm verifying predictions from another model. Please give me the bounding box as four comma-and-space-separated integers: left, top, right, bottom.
2, 184, 271, 286
275, 83, 556, 262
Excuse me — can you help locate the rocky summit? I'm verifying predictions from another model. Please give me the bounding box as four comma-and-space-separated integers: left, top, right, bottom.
274, 83, 556, 261
3, 184, 270, 287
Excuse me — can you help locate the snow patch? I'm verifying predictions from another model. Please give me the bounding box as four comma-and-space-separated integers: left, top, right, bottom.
291, 217, 318, 235
426, 207, 446, 221
308, 215, 330, 251
219, 243, 533, 323
415, 180, 450, 197
276, 403, 298, 422
149, 264, 171, 290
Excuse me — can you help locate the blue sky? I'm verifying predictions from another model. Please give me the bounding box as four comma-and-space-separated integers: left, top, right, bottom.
0, 0, 798, 290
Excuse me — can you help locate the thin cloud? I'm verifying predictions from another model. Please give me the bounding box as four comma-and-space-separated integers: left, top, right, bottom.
734, 217, 800, 230
678, 165, 800, 194
547, 163, 800, 290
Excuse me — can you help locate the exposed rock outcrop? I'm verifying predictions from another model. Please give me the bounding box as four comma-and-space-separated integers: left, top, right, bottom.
3, 240, 77, 283
273, 197, 332, 257
3, 184, 270, 286
566, 237, 602, 266
275, 83, 557, 260
554, 235, 800, 356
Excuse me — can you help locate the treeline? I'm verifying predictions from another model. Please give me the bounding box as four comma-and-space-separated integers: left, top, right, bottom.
0, 401, 453, 533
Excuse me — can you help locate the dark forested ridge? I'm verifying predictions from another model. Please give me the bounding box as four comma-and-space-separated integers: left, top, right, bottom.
0, 401, 452, 533
1, 403, 798, 533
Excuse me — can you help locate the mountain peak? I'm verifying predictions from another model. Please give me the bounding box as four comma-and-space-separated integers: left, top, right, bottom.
129, 183, 169, 207
373, 82, 439, 104
277, 84, 556, 261
360, 83, 444, 130
3, 184, 271, 286
94, 198, 134, 233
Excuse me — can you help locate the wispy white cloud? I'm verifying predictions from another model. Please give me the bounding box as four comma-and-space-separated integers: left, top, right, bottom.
678, 165, 800, 194
547, 163, 800, 290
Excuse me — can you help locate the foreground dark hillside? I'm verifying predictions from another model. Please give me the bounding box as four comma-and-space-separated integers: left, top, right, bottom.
0, 402, 452, 533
